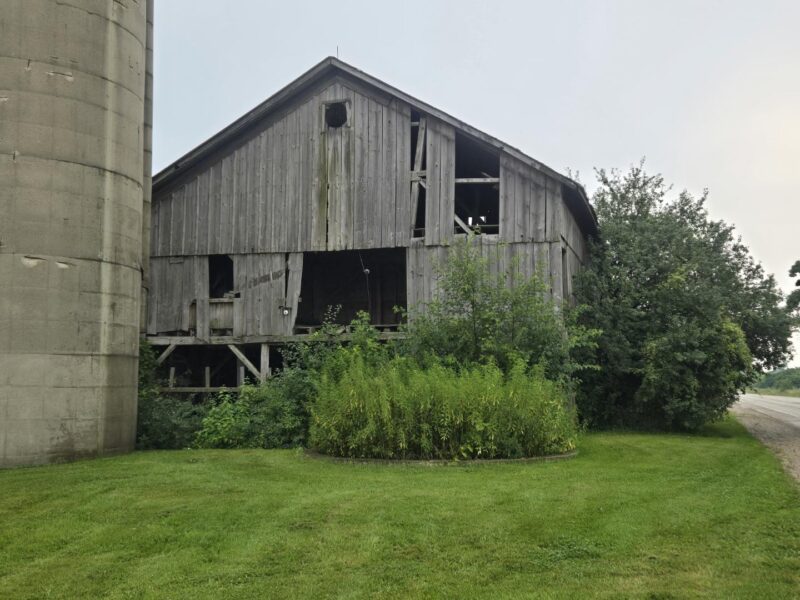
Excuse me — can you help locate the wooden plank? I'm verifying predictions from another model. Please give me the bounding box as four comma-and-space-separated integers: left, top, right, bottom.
155, 343, 176, 365
499, 154, 515, 242
260, 343, 270, 382
168, 367, 176, 388
425, 119, 440, 245
209, 162, 222, 254
343, 85, 356, 250
284, 252, 303, 335
244, 138, 256, 252
395, 102, 411, 247
149, 195, 160, 258
296, 99, 309, 251
439, 123, 455, 245
546, 178, 564, 242
455, 178, 500, 184
350, 90, 366, 249
532, 171, 547, 241
382, 100, 396, 247
454, 213, 473, 235
158, 191, 172, 255
227, 344, 261, 380
514, 162, 526, 242
287, 106, 300, 252
549, 241, 564, 304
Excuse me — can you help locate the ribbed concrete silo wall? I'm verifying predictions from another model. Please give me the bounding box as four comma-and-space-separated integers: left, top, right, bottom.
0, 0, 149, 466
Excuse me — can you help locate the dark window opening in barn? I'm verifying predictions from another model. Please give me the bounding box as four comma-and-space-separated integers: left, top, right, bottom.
561, 246, 569, 301
325, 101, 348, 128
453, 132, 500, 235
410, 110, 427, 238
412, 186, 426, 238
208, 255, 234, 298
296, 248, 407, 331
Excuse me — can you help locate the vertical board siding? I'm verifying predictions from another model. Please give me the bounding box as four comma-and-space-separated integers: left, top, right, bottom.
499, 154, 548, 244
152, 80, 413, 256
147, 257, 206, 335
406, 239, 557, 319
424, 118, 455, 246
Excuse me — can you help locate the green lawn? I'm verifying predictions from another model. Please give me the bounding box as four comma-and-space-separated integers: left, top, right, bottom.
1, 418, 798, 599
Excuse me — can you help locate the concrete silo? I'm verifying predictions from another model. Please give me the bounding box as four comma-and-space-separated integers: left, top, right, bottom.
0, 0, 152, 466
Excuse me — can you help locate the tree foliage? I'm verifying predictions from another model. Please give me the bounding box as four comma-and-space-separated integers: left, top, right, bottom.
756, 367, 800, 390
788, 259, 800, 314
575, 164, 793, 430
399, 239, 597, 383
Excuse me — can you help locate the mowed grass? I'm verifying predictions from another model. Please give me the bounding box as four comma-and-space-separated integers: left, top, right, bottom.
1, 418, 798, 599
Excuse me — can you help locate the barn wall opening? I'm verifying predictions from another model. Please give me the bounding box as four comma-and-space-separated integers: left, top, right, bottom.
296, 248, 407, 330
208, 255, 234, 298
454, 132, 500, 235
410, 109, 426, 238
325, 101, 348, 128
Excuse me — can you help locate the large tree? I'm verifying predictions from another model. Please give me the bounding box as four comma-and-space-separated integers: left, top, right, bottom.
788, 260, 800, 314
575, 164, 794, 430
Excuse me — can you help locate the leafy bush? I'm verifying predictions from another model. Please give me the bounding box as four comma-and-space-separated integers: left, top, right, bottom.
136, 342, 208, 449
310, 348, 577, 460
756, 367, 800, 390
194, 368, 316, 449
575, 164, 789, 430
400, 239, 597, 383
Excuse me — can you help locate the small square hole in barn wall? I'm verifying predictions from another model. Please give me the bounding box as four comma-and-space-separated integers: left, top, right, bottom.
208, 255, 235, 299
324, 101, 349, 128
296, 248, 407, 330
454, 132, 500, 235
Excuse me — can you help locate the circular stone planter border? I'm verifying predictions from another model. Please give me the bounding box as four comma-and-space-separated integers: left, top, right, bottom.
303, 449, 578, 467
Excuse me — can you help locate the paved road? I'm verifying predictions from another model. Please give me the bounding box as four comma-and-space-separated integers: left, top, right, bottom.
732, 393, 800, 481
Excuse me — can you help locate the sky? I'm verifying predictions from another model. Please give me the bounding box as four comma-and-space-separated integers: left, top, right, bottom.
152, 0, 800, 364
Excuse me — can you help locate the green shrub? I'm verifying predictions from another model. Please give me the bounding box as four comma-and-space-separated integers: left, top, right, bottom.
400, 239, 597, 383
194, 368, 316, 449
574, 164, 784, 430
310, 348, 577, 460
136, 342, 208, 449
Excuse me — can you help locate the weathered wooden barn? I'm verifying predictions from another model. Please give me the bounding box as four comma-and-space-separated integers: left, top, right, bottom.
147, 57, 597, 390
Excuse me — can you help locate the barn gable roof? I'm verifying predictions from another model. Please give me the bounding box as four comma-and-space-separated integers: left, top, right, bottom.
153, 57, 597, 235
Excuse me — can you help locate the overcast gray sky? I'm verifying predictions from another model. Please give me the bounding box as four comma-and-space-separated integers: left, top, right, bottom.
153, 0, 800, 363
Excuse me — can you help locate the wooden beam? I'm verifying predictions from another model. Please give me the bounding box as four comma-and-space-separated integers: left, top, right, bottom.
204, 366, 211, 388
168, 367, 176, 388
226, 344, 261, 381
146, 330, 406, 345
159, 386, 240, 394
260, 343, 270, 382
155, 343, 176, 365
455, 177, 499, 184
454, 214, 474, 236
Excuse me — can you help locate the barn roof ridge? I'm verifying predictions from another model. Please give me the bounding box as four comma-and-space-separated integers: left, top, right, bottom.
153, 56, 597, 233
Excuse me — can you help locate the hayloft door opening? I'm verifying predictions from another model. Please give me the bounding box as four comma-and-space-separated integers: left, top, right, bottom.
453, 132, 500, 235
209, 255, 234, 298
296, 248, 407, 331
